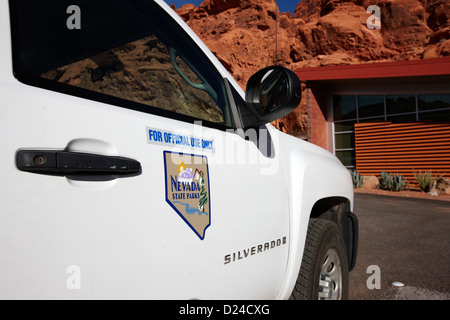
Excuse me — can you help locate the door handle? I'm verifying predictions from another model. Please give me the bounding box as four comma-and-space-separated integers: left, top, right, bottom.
16, 150, 141, 176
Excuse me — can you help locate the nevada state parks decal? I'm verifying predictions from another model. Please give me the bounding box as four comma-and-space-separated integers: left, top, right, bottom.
163, 151, 211, 240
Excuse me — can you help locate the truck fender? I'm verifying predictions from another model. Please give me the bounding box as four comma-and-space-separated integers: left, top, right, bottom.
276, 133, 354, 299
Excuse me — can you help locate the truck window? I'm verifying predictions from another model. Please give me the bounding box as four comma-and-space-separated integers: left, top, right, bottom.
10, 0, 232, 127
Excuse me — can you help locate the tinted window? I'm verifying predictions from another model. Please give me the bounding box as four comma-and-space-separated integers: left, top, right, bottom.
418, 94, 450, 112
11, 0, 232, 127
358, 95, 384, 118
386, 95, 416, 115
333, 95, 356, 121
334, 121, 354, 133
419, 109, 450, 121
334, 132, 355, 149
387, 113, 417, 122
335, 150, 356, 167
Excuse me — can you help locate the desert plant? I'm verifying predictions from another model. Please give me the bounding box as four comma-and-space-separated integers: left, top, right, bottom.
391, 173, 408, 191
349, 169, 363, 189
413, 170, 444, 192
377, 171, 393, 190
377, 171, 408, 191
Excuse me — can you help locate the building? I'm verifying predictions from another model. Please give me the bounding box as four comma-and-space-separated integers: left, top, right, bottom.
296, 57, 450, 186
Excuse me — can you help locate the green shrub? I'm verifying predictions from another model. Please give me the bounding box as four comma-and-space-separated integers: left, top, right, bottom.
377, 171, 407, 191
377, 171, 393, 190
349, 169, 363, 189
413, 170, 443, 192
391, 173, 408, 191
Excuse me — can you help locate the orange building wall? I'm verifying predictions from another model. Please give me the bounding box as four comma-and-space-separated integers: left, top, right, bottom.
354, 122, 450, 189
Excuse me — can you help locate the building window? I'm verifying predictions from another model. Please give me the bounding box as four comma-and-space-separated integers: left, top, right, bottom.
358, 95, 384, 118
333, 95, 356, 168
333, 93, 450, 168
386, 95, 416, 115
334, 132, 355, 149
418, 94, 450, 121
419, 109, 450, 121
335, 150, 356, 167
418, 94, 450, 111
387, 113, 417, 123
333, 95, 357, 121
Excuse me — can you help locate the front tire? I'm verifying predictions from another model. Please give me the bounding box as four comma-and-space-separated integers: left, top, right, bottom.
290, 218, 349, 300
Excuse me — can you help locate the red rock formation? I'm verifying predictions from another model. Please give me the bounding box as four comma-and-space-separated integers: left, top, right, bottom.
171, 0, 449, 137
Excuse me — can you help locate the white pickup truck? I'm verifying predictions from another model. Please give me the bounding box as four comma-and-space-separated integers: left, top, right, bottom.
0, 0, 358, 300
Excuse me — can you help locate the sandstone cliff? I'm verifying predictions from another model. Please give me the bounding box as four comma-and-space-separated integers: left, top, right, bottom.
172, 0, 449, 138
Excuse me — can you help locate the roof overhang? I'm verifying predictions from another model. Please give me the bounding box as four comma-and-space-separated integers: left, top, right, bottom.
295, 57, 450, 82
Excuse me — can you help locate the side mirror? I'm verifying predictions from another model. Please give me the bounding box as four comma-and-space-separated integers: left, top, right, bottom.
244, 66, 301, 127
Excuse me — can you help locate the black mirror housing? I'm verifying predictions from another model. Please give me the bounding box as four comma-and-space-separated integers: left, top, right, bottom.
243, 66, 301, 128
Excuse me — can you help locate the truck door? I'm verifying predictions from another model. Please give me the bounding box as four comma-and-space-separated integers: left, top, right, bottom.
0, 0, 290, 299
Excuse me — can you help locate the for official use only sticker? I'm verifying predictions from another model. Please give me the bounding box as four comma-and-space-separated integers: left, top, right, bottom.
164, 151, 211, 240
147, 127, 214, 153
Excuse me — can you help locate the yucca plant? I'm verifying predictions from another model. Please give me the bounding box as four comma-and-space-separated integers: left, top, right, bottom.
349, 169, 363, 189
413, 170, 443, 192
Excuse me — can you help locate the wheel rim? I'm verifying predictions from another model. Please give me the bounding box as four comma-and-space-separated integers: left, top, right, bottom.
318, 248, 343, 300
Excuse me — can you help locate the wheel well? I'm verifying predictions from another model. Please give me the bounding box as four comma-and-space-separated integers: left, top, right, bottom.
310, 197, 349, 220
310, 197, 358, 271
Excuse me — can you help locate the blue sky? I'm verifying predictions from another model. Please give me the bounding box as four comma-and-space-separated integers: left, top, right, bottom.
165, 0, 300, 14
